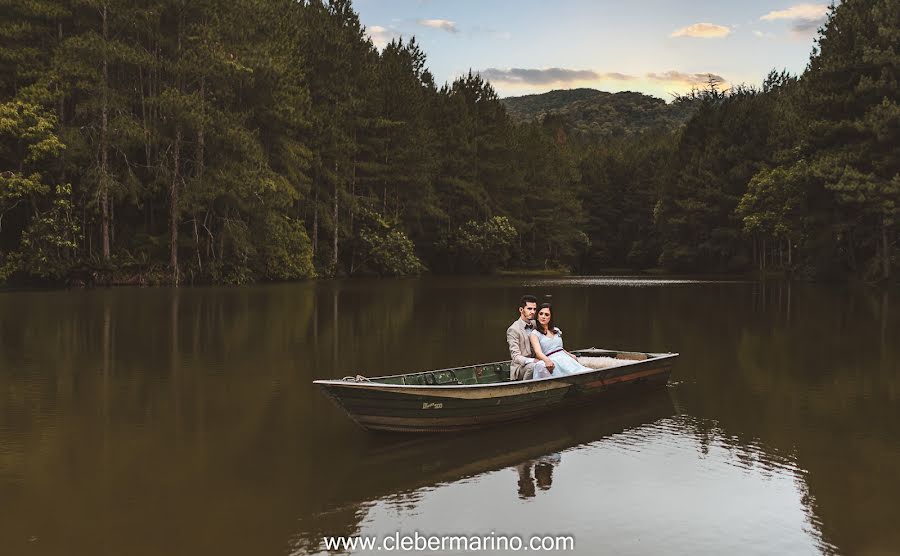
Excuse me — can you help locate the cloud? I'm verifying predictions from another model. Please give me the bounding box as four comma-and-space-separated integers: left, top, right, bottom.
760, 3, 828, 36
790, 18, 825, 34
467, 26, 512, 40
479, 68, 637, 85
367, 25, 400, 49
603, 72, 637, 81
417, 19, 458, 33
647, 71, 726, 87
478, 68, 730, 94
753, 30, 776, 39
760, 4, 828, 21
670, 22, 731, 38
480, 68, 597, 85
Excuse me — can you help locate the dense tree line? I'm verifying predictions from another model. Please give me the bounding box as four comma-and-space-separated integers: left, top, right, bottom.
581, 0, 898, 282
0, 0, 897, 285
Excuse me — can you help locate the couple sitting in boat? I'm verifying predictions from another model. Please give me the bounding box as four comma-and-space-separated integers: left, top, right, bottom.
507, 294, 591, 380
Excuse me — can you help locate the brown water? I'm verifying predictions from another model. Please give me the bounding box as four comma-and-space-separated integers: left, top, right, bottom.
1, 277, 898, 555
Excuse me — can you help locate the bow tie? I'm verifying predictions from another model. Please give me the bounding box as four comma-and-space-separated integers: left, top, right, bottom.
525, 322, 534, 329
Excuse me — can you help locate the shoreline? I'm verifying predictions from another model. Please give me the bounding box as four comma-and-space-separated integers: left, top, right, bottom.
2, 269, 896, 293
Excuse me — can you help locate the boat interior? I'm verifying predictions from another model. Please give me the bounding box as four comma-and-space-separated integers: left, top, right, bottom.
371, 349, 655, 386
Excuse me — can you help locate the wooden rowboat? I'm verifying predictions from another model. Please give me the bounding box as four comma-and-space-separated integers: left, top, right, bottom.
314, 348, 678, 432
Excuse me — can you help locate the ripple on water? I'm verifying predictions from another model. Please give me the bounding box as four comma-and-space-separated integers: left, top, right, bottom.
600, 416, 805, 475
521, 276, 754, 288
350, 414, 831, 556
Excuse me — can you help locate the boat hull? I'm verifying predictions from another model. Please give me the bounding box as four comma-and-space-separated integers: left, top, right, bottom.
315, 352, 677, 432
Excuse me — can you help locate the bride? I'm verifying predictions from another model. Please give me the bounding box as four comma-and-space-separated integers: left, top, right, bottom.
529, 303, 591, 379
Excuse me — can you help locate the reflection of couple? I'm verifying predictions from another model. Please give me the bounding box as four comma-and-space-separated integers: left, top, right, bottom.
507, 294, 591, 380
516, 454, 561, 499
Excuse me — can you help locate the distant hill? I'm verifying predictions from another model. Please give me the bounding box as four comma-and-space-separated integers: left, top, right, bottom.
501, 88, 696, 139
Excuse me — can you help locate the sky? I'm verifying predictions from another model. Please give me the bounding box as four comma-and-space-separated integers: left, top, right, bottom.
353, 0, 833, 100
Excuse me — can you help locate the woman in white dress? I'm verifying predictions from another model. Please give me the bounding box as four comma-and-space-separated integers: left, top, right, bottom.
529, 303, 591, 379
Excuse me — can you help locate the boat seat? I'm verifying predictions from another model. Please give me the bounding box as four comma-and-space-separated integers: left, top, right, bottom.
577, 356, 635, 370
425, 370, 461, 385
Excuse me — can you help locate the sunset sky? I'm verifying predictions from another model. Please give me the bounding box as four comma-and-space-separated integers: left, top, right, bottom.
354, 0, 833, 99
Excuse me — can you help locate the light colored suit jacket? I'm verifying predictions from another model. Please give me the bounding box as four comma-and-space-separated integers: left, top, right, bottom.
507, 318, 535, 380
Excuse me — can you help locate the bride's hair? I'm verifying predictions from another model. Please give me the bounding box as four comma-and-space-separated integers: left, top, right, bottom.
536, 303, 557, 335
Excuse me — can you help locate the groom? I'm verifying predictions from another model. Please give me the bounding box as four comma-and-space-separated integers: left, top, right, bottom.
507, 294, 553, 380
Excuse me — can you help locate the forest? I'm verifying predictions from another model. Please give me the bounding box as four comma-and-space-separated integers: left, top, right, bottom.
501, 88, 698, 139
0, 0, 897, 285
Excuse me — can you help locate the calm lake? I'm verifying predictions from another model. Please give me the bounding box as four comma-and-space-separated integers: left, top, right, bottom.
1, 277, 898, 555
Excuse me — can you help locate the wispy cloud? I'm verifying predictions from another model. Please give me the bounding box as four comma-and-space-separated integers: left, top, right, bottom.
479, 68, 637, 85
647, 71, 727, 87
366, 25, 401, 49
417, 19, 458, 33
760, 4, 828, 36
603, 72, 637, 81
760, 4, 828, 21
790, 17, 825, 34
670, 22, 731, 38
753, 30, 776, 39
467, 26, 512, 40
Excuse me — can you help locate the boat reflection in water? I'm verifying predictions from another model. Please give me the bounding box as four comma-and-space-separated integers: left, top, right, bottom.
290, 390, 675, 553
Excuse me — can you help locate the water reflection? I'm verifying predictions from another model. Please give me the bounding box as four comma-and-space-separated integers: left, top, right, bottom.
0, 279, 897, 555
347, 402, 836, 556
290, 391, 676, 554
523, 276, 754, 287
516, 454, 560, 499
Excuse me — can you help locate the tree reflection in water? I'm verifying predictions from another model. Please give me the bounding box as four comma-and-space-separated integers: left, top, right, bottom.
0, 278, 897, 555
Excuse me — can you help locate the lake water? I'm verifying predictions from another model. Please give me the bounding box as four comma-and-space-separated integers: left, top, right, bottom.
1, 277, 898, 555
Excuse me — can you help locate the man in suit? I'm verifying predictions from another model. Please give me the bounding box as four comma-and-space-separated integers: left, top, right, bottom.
507, 294, 553, 380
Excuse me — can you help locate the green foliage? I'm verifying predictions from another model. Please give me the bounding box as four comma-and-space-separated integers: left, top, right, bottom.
0, 96, 78, 283
9, 183, 80, 280
0, 99, 65, 163
0, 99, 63, 215
653, 83, 778, 271
436, 216, 518, 273
353, 208, 425, 276
580, 131, 670, 270
737, 162, 810, 241
0, 0, 895, 286
501, 88, 605, 119
511, 121, 588, 268
502, 88, 698, 141
255, 214, 316, 281
737, 0, 900, 280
